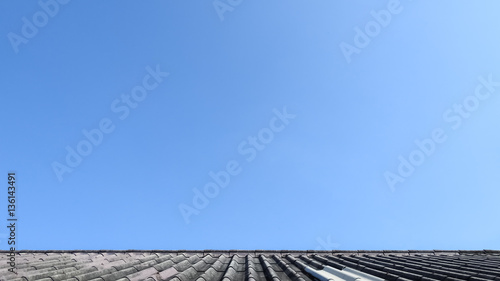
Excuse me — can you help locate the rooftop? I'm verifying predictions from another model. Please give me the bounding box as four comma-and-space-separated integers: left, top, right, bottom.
1, 250, 499, 281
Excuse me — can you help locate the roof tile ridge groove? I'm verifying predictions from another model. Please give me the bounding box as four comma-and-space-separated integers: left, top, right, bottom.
363, 255, 447, 280
51, 259, 90, 271
94, 258, 128, 272
245, 254, 258, 281
194, 254, 228, 281
169, 255, 205, 281
309, 254, 345, 270
432, 257, 477, 269
372, 255, 479, 280
441, 259, 500, 279
123, 265, 159, 281
259, 255, 280, 281
34, 264, 97, 281
402, 255, 479, 274
458, 259, 500, 272
150, 255, 182, 281
110, 257, 141, 272
158, 268, 180, 281
13, 268, 74, 281
131, 258, 158, 274
133, 253, 158, 265
284, 254, 315, 280
284, 255, 299, 267
324, 254, 393, 280
98, 264, 139, 281
191, 255, 213, 272
99, 255, 125, 265
356, 255, 460, 280
297, 255, 324, 270
170, 254, 189, 264
367, 255, 438, 273
17, 257, 80, 271
101, 254, 159, 280
50, 263, 99, 279
152, 254, 181, 272
170, 255, 198, 272
152, 253, 173, 264
220, 255, 238, 280
271, 254, 306, 281
5, 257, 58, 270
75, 253, 101, 264
433, 250, 460, 256
347, 256, 423, 281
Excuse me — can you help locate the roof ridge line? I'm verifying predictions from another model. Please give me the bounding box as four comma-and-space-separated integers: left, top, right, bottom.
1, 249, 499, 254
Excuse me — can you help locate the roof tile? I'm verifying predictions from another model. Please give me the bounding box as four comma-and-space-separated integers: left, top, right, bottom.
1, 250, 500, 281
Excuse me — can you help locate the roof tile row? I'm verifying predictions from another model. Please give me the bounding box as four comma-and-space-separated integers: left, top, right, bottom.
0, 250, 499, 281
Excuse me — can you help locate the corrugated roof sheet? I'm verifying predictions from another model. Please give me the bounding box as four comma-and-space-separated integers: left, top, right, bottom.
1, 250, 499, 281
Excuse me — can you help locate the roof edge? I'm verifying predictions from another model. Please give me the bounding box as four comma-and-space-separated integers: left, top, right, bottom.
1, 249, 498, 254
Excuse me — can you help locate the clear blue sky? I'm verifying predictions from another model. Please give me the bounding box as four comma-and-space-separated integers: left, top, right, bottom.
1, 0, 499, 251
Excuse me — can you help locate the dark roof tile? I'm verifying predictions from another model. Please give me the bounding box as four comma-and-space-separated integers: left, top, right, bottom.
2, 250, 500, 281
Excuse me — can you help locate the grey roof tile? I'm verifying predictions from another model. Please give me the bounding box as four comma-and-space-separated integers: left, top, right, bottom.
1, 250, 500, 281
124, 266, 158, 281
171, 266, 198, 281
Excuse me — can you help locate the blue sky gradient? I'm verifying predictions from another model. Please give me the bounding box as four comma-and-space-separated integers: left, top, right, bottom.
1, 0, 500, 250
